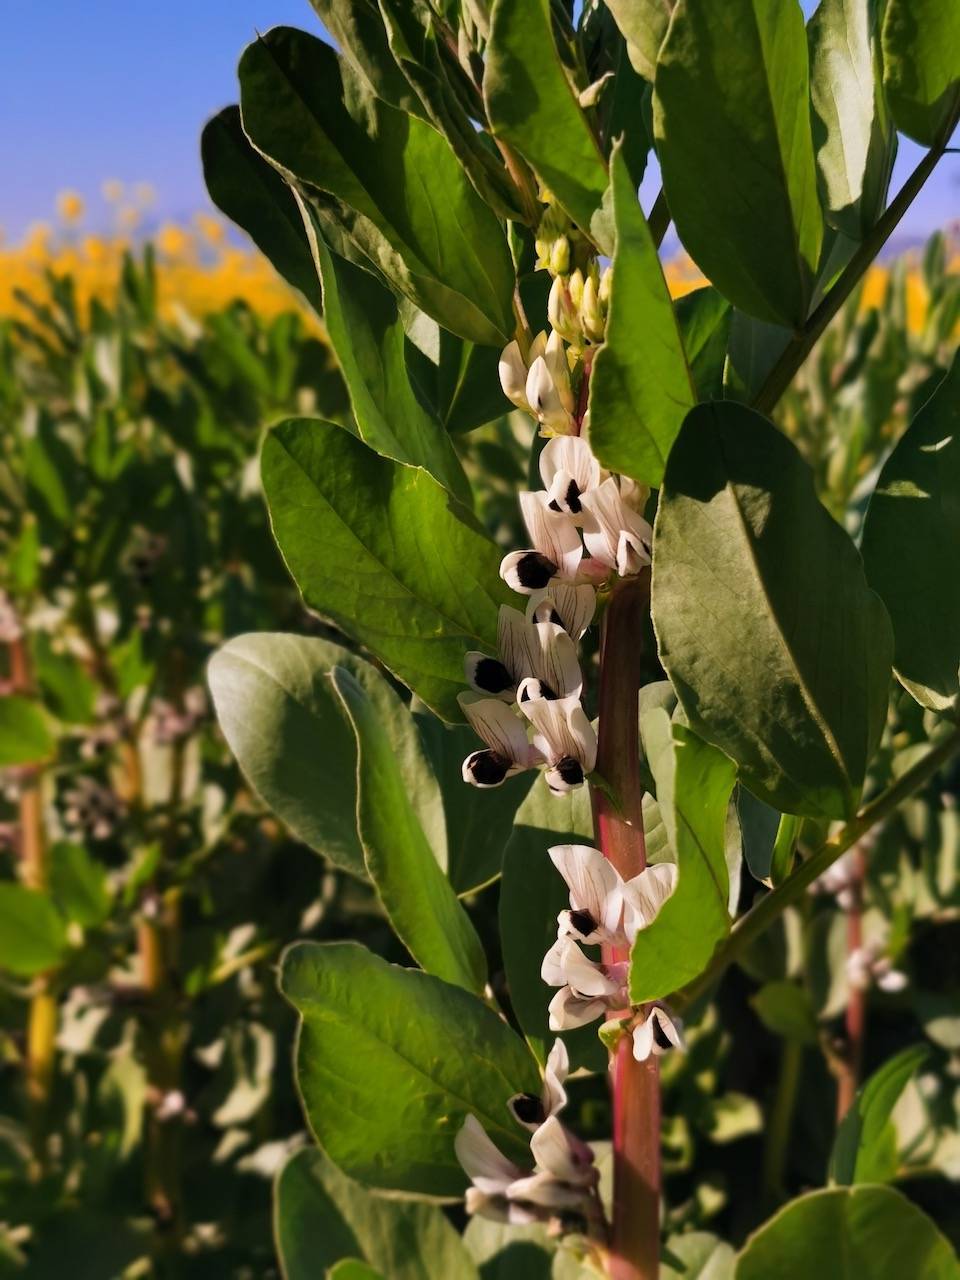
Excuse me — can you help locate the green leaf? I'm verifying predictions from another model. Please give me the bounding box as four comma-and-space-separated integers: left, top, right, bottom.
830, 1043, 931, 1186
416, 713, 534, 895
305, 0, 424, 116
735, 786, 781, 883
751, 980, 818, 1045
808, 0, 897, 241
484, 0, 610, 245
0, 696, 55, 767
261, 419, 511, 721
881, 0, 960, 146
654, 0, 823, 326
239, 28, 515, 346
0, 884, 66, 976
499, 781, 605, 1071
280, 941, 538, 1195
378, 0, 525, 222
49, 843, 111, 928
675, 287, 732, 402
331, 667, 487, 993
301, 215, 471, 502
770, 813, 802, 887
328, 1262, 384, 1280
735, 1185, 960, 1279
207, 633, 446, 879
588, 145, 695, 487
861, 353, 960, 713
652, 402, 892, 820
662, 1232, 735, 1279
604, 0, 676, 83
275, 1146, 478, 1280
201, 106, 323, 313
31, 636, 96, 727
630, 714, 736, 1004
463, 1217, 555, 1277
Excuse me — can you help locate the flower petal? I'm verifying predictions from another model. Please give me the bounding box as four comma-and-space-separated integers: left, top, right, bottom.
498, 340, 531, 412
529, 1116, 596, 1187
548, 986, 608, 1031
522, 693, 597, 771
542, 1039, 569, 1118
458, 693, 531, 763
527, 583, 596, 640
622, 862, 678, 939
548, 843, 621, 935
455, 1115, 523, 1190
464, 650, 515, 701
581, 477, 652, 574
520, 491, 583, 580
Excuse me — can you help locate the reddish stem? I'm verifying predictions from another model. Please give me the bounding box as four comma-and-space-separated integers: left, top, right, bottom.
592, 572, 660, 1280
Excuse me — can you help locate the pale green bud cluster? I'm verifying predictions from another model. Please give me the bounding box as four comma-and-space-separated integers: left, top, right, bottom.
547, 264, 611, 350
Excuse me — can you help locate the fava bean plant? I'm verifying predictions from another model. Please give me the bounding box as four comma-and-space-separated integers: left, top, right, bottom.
202, 0, 960, 1276
3, 0, 959, 1276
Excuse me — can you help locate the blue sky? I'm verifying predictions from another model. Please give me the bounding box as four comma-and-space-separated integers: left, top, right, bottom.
2, 1, 956, 248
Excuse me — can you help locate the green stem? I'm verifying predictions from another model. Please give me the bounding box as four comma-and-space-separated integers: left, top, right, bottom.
761, 1038, 803, 1206
676, 726, 960, 1009
753, 100, 960, 417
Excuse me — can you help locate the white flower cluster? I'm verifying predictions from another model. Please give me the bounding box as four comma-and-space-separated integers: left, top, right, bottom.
454, 1040, 601, 1228
846, 941, 908, 993
541, 843, 683, 1059
459, 434, 651, 796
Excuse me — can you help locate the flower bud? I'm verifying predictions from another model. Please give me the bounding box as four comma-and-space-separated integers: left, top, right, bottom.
499, 339, 531, 411
548, 275, 582, 346
549, 235, 571, 276
580, 272, 605, 342
544, 331, 575, 415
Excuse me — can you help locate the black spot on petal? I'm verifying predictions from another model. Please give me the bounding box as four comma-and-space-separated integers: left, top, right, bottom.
515, 553, 556, 590
569, 909, 596, 936
467, 751, 510, 786
548, 499, 562, 513
652, 1016, 674, 1050
565, 480, 582, 513
509, 1093, 545, 1126
474, 657, 513, 695
556, 757, 584, 785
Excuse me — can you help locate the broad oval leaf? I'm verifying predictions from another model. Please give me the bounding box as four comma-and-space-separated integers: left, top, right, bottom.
861, 353, 960, 713
208, 632, 446, 878
300, 208, 471, 503
201, 106, 323, 313
484, 0, 610, 245
49, 842, 111, 929
629, 713, 736, 1004
239, 27, 515, 346
275, 1146, 479, 1280
808, 0, 897, 240
830, 1043, 931, 1186
652, 402, 892, 820
0, 696, 55, 768
331, 667, 487, 993
588, 145, 695, 487
281, 941, 539, 1195
415, 710, 534, 895
654, 0, 823, 327
260, 419, 511, 722
305, 0, 424, 117
735, 1185, 960, 1280
881, 0, 960, 147
604, 0, 676, 83
0, 884, 67, 977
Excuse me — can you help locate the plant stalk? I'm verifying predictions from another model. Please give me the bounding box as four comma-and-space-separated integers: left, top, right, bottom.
761, 1039, 802, 1206
836, 846, 867, 1121
676, 726, 960, 1010
592, 571, 660, 1280
8, 633, 56, 1167
753, 100, 960, 417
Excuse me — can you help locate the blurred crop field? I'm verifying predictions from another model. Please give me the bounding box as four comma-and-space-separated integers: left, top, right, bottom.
0, 191, 957, 1276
